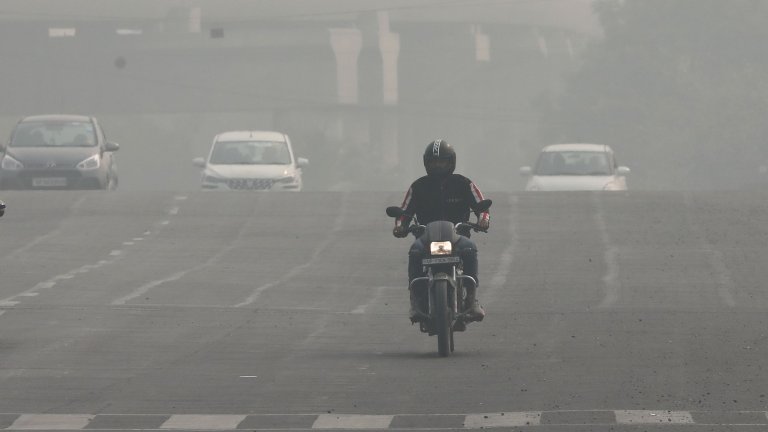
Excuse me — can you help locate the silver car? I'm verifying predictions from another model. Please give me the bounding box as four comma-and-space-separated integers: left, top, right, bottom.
0, 115, 119, 190
520, 143, 630, 191
193, 130, 308, 191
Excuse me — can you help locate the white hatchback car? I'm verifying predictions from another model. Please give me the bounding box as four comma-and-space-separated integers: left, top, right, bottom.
520, 143, 629, 191
193, 131, 308, 191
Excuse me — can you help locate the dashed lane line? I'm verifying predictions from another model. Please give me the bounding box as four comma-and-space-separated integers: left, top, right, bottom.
312, 414, 393, 429
160, 415, 246, 430
0, 194, 187, 314
234, 191, 350, 308
485, 195, 518, 303
683, 193, 736, 307
0, 410, 766, 430
593, 194, 621, 308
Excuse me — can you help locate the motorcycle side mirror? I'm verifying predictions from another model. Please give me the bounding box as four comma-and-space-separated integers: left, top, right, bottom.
475, 199, 492, 213
386, 206, 404, 218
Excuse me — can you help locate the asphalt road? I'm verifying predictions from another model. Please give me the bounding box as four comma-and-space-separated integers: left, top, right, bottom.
1, 190, 768, 431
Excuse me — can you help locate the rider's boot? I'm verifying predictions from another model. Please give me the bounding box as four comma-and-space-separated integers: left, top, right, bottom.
464, 286, 485, 322
409, 287, 425, 323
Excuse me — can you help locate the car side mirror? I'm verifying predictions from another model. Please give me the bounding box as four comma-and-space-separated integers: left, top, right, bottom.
616, 166, 630, 176
193, 157, 206, 168
105, 141, 120, 152
519, 166, 532, 177
297, 157, 309, 168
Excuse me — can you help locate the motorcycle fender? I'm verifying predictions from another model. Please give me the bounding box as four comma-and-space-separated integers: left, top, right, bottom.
432, 272, 457, 289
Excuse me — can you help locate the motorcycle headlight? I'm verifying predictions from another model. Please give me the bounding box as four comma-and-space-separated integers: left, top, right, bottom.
430, 241, 452, 255
1, 155, 23, 170
76, 154, 100, 170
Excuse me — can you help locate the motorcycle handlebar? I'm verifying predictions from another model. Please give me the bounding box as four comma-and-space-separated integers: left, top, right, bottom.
404, 222, 487, 236
455, 222, 488, 233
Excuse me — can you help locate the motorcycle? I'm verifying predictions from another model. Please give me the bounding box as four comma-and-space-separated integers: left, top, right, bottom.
386, 199, 491, 357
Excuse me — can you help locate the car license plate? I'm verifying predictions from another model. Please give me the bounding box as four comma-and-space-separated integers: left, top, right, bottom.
422, 256, 460, 265
32, 177, 67, 187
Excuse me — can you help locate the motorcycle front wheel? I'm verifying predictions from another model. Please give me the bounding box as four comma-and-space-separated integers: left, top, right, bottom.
433, 280, 452, 357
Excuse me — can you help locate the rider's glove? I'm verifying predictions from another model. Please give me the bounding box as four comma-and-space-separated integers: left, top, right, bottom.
477, 218, 490, 231
392, 225, 409, 238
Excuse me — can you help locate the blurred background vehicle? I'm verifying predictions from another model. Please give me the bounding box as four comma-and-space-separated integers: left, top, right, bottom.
0, 114, 119, 190
520, 143, 629, 191
193, 130, 308, 191
0, 199, 5, 217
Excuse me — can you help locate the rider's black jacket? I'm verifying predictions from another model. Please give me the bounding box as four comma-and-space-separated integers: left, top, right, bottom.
396, 174, 490, 227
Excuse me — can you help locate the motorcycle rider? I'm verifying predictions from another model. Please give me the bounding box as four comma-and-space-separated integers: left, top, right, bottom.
393, 140, 490, 322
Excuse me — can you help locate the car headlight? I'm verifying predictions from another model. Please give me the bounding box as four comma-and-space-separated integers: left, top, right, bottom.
276, 175, 297, 184
430, 241, 452, 255
76, 154, 100, 170
203, 175, 226, 184
1, 155, 23, 170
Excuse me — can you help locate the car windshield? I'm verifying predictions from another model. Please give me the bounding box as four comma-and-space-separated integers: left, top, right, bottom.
535, 151, 612, 176
11, 121, 97, 147
209, 140, 291, 165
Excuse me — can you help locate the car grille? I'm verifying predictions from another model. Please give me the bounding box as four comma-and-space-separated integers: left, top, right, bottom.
23, 162, 76, 169
226, 178, 274, 190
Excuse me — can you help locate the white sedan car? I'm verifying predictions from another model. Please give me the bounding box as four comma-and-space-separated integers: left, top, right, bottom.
520, 143, 630, 191
193, 130, 308, 191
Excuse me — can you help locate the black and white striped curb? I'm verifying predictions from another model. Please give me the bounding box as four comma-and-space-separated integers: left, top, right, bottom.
0, 410, 767, 430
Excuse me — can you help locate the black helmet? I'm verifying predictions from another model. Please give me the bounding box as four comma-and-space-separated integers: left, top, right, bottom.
423, 139, 456, 176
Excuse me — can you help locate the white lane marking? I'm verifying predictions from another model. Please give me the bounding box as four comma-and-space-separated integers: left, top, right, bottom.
168, 206, 179, 215
9, 414, 93, 430
133, 237, 144, 241
112, 271, 187, 305
615, 410, 694, 424
123, 241, 134, 246
174, 195, 188, 201
161, 220, 170, 225
235, 192, 350, 308
0, 254, 123, 307
239, 375, 258, 378
683, 194, 736, 307
113, 194, 266, 305
2, 196, 87, 261
160, 414, 246, 429
593, 195, 621, 308
464, 412, 541, 428
312, 414, 393, 429
486, 195, 518, 302
351, 286, 396, 314
0, 194, 185, 313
